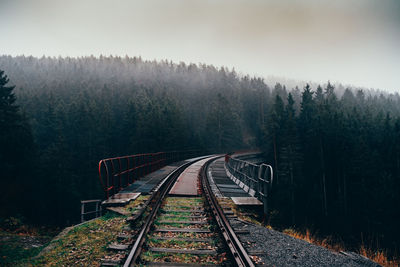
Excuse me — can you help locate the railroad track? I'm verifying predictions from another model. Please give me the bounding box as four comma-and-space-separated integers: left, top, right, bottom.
102, 156, 255, 267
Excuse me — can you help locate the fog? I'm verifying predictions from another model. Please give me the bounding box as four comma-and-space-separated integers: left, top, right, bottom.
0, 0, 399, 91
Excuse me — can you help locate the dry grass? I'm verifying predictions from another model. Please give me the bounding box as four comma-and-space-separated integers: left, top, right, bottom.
282, 228, 399, 267
359, 245, 399, 267
215, 197, 399, 266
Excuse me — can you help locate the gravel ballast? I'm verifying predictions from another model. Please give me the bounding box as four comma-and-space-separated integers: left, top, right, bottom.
230, 218, 380, 267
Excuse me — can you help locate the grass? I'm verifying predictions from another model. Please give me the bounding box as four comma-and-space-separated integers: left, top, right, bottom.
0, 221, 56, 267
155, 221, 193, 228
359, 245, 398, 267
32, 213, 128, 266
160, 210, 192, 216
163, 198, 203, 207
165, 197, 202, 203
157, 215, 191, 221
157, 197, 208, 229
147, 238, 216, 249
282, 228, 399, 267
125, 195, 149, 213
140, 196, 224, 264
216, 197, 400, 266
0, 230, 49, 266
283, 228, 345, 251
141, 251, 227, 264
162, 205, 202, 211
154, 221, 209, 230
151, 231, 216, 239
217, 197, 263, 226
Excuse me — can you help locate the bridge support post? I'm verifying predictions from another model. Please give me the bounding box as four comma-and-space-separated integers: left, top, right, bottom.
257, 164, 273, 225
81, 199, 102, 223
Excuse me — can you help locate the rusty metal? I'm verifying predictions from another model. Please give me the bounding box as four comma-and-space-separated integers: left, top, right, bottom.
98, 150, 200, 199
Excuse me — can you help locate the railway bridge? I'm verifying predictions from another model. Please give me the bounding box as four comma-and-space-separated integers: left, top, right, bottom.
44, 151, 377, 267
94, 151, 273, 266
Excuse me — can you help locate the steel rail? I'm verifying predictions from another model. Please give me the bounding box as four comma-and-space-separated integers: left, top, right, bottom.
201, 157, 255, 267
99, 150, 202, 199
123, 155, 254, 267
123, 157, 207, 267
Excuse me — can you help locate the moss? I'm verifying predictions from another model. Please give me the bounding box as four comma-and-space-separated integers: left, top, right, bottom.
160, 210, 192, 216
157, 215, 190, 221
141, 251, 227, 264
0, 231, 49, 266
151, 232, 216, 239
32, 213, 128, 266
147, 238, 217, 249
125, 195, 149, 213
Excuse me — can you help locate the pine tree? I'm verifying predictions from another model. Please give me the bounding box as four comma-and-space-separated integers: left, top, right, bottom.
0, 70, 35, 218
284, 93, 301, 224
0, 70, 19, 128
270, 94, 285, 185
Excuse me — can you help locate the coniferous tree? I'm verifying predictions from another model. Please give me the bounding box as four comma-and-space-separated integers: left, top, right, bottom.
1, 56, 400, 257
0, 70, 35, 218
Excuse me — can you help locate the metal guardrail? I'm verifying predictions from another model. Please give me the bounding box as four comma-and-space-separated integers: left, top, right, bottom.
98, 150, 200, 199
80, 199, 102, 222
225, 154, 273, 218
202, 157, 255, 267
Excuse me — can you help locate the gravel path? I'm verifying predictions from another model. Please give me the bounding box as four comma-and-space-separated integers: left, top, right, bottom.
229, 218, 380, 267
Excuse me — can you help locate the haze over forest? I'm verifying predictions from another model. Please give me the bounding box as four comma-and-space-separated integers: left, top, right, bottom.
0, 0, 400, 265
1, 54, 400, 257
1, 0, 399, 92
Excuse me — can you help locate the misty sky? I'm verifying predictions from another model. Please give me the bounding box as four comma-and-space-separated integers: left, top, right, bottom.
0, 0, 399, 92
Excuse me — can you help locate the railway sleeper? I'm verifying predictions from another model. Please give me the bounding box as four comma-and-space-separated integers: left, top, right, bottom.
121, 158, 255, 267
100, 259, 122, 266
154, 228, 212, 233
140, 250, 228, 266
150, 236, 215, 242
161, 208, 206, 213
157, 219, 209, 224
107, 244, 130, 251
149, 247, 218, 255
158, 214, 208, 219
145, 262, 224, 267
117, 234, 135, 240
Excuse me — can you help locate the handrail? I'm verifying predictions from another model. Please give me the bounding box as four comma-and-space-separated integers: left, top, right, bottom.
225, 154, 273, 220
202, 157, 255, 267
98, 150, 200, 199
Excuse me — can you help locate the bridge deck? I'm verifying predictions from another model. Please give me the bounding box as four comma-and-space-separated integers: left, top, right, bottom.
120, 161, 187, 194
208, 158, 261, 206
169, 158, 210, 196
209, 158, 250, 197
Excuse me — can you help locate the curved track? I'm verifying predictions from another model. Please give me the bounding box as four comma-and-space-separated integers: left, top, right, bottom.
201, 157, 255, 267
122, 156, 255, 267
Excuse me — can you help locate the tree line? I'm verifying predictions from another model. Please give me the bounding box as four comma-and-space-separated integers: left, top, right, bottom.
0, 55, 260, 225
263, 83, 400, 256
0, 55, 399, 256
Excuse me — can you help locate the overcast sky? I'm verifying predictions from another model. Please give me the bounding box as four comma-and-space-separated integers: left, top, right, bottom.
0, 0, 399, 92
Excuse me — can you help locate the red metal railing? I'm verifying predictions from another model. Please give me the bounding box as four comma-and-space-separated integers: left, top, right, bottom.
98, 150, 200, 199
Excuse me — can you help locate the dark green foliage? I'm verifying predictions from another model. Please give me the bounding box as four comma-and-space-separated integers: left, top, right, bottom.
0, 232, 47, 266
205, 93, 243, 151
1, 55, 400, 257
0, 70, 35, 219
0, 56, 267, 225
262, 82, 400, 257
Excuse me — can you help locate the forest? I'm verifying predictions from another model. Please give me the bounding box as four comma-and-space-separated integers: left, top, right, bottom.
0, 55, 399, 257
